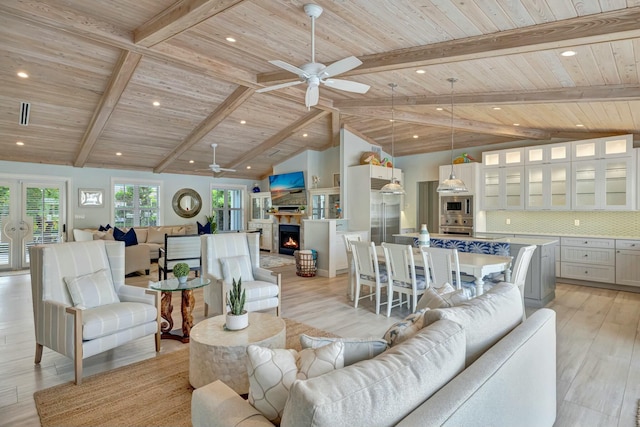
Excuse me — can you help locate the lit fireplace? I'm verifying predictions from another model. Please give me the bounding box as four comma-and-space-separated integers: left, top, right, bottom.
279, 224, 300, 256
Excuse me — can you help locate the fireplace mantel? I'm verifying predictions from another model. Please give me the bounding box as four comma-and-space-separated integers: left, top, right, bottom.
271, 213, 306, 225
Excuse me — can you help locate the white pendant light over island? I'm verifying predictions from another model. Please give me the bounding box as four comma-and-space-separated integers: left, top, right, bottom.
437, 77, 468, 193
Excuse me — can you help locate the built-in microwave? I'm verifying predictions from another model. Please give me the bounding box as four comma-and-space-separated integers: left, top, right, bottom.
441, 196, 472, 216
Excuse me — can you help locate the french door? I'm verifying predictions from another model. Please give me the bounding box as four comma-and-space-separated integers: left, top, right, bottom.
0, 179, 67, 271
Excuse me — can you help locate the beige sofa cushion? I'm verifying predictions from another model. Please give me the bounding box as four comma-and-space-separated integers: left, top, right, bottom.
423, 282, 523, 366
133, 228, 148, 244
299, 335, 388, 366
147, 227, 166, 244
281, 319, 465, 427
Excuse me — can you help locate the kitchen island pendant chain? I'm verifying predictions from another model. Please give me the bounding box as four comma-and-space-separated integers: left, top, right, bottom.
380, 82, 405, 195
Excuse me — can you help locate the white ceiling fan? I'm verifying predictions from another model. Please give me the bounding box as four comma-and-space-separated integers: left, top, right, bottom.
201, 143, 236, 174
255, 3, 370, 108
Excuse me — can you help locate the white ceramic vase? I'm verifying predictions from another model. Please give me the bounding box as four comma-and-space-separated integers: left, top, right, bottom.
177, 276, 188, 284
226, 311, 249, 330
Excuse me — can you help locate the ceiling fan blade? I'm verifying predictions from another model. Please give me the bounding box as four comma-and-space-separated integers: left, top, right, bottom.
323, 78, 370, 94
218, 167, 237, 172
321, 56, 362, 78
256, 80, 304, 93
305, 85, 319, 108
268, 60, 307, 77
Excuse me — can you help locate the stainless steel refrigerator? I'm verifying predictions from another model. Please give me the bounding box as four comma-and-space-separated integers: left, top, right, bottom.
370, 191, 401, 245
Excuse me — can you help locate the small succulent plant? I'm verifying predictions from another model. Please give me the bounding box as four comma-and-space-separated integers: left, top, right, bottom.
227, 278, 246, 315
173, 262, 190, 278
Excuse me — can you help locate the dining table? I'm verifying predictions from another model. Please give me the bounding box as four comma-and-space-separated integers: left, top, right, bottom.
375, 246, 512, 297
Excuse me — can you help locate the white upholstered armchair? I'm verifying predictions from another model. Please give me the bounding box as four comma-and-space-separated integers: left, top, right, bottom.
201, 233, 281, 317
30, 240, 161, 384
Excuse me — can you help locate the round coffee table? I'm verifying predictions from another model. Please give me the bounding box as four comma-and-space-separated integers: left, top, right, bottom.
189, 312, 286, 392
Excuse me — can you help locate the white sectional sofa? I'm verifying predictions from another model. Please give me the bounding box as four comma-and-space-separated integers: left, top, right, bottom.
191, 283, 557, 427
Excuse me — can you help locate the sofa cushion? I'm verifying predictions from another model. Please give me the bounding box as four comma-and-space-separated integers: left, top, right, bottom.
280, 319, 465, 427
247, 342, 344, 424
133, 228, 148, 244
64, 268, 120, 309
417, 287, 469, 310
82, 301, 158, 340
423, 282, 523, 366
300, 335, 388, 366
383, 308, 428, 347
220, 255, 255, 283
113, 227, 138, 247
147, 227, 166, 244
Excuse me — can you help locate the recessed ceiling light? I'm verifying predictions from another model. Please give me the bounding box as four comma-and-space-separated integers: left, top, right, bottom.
415, 69, 426, 74
436, 107, 444, 111
413, 135, 418, 139
302, 133, 308, 137
189, 160, 194, 164
226, 37, 236, 42
152, 101, 160, 107
16, 141, 24, 145
240, 120, 246, 124
561, 50, 576, 57
576, 124, 584, 127
116, 152, 122, 156
246, 165, 251, 169
17, 71, 29, 78
492, 107, 501, 110
513, 123, 520, 126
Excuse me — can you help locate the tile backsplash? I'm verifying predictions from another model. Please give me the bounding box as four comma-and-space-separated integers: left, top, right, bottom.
486, 211, 640, 238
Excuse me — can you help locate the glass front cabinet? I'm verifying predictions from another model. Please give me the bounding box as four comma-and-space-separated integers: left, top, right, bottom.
250, 192, 271, 220
309, 188, 341, 219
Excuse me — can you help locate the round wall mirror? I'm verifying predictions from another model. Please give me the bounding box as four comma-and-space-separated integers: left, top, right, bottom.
172, 188, 202, 218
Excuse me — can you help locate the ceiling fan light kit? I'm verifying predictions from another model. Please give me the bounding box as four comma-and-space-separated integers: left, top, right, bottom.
255, 3, 370, 108
437, 78, 468, 194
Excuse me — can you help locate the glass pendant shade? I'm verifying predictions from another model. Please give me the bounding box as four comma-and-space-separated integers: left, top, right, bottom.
437, 77, 468, 193
381, 82, 405, 195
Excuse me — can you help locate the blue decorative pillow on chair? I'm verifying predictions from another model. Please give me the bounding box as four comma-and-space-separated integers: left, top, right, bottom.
98, 224, 112, 232
197, 221, 211, 235
113, 227, 138, 246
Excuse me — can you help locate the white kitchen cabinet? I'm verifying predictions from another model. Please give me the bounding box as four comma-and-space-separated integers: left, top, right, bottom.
481, 166, 524, 210
560, 237, 615, 283
615, 239, 640, 287
572, 157, 634, 210
248, 221, 273, 252
525, 142, 570, 165
361, 164, 402, 183
482, 148, 524, 167
438, 162, 479, 195
525, 162, 571, 210
250, 192, 272, 220
309, 188, 341, 220
571, 135, 632, 161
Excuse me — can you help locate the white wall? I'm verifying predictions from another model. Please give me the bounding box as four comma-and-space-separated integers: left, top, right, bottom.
272, 146, 340, 190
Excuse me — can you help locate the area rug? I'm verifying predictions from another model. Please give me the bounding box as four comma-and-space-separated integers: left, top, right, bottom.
33, 318, 338, 427
260, 254, 296, 269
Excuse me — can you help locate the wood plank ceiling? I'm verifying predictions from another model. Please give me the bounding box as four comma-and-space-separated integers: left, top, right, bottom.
2, 0, 640, 180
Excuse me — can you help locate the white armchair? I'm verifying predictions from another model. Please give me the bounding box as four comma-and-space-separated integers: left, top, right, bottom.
201, 233, 280, 317
30, 240, 161, 384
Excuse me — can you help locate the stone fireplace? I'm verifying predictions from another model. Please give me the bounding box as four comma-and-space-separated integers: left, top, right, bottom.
279, 224, 300, 256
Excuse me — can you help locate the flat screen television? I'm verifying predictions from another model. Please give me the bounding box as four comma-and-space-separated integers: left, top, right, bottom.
269, 171, 307, 206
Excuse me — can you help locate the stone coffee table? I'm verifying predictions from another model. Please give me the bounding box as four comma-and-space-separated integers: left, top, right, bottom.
189, 312, 286, 393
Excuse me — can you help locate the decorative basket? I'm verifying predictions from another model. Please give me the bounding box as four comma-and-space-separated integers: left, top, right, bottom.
295, 249, 317, 277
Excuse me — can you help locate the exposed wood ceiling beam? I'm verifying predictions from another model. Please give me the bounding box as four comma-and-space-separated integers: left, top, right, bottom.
134, 0, 245, 47
74, 50, 141, 167
334, 85, 640, 108
258, 7, 640, 84
341, 108, 550, 140
154, 86, 254, 173
222, 110, 330, 173
342, 124, 381, 147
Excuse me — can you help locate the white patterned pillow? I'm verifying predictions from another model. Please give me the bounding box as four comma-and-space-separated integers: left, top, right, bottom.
64, 268, 120, 309
220, 255, 255, 283
247, 342, 344, 424
299, 335, 388, 366
382, 308, 429, 347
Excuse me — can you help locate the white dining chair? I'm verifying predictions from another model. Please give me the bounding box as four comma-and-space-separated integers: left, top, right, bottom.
343, 233, 363, 301
505, 245, 536, 320
351, 241, 387, 315
382, 242, 426, 316
419, 246, 463, 292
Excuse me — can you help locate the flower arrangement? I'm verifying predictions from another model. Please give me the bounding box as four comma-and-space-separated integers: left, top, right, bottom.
173, 262, 190, 278
227, 278, 246, 316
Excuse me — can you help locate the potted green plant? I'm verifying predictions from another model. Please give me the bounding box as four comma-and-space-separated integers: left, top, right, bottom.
173, 262, 190, 284
205, 214, 218, 234
226, 278, 248, 330
299, 205, 306, 213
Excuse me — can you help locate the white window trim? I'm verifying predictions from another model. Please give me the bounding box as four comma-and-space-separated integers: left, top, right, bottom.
111, 177, 163, 226
209, 183, 247, 231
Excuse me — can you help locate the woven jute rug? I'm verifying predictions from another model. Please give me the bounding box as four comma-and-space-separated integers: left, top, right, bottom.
34, 318, 338, 427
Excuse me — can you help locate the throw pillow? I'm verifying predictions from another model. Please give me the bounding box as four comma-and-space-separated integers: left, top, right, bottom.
382, 308, 429, 347
416, 287, 451, 310
64, 268, 120, 309
247, 341, 344, 424
147, 227, 165, 244
300, 335, 388, 366
197, 221, 211, 235
98, 224, 112, 231
113, 227, 138, 247
220, 255, 255, 283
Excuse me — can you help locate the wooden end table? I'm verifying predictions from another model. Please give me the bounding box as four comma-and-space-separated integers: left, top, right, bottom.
148, 277, 210, 343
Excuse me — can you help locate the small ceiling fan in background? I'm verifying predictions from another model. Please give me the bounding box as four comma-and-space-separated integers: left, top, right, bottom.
256, 3, 370, 108
195, 143, 236, 174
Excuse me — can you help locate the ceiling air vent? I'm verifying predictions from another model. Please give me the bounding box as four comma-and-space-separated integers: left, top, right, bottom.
19, 102, 30, 126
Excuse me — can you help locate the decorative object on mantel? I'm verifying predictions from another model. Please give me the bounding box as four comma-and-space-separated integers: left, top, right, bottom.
380, 82, 405, 195
437, 77, 469, 193
173, 262, 190, 284
226, 278, 248, 331
299, 205, 306, 213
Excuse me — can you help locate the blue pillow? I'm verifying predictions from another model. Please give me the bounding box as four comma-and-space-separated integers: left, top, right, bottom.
197, 221, 211, 235
113, 227, 138, 247
98, 224, 112, 232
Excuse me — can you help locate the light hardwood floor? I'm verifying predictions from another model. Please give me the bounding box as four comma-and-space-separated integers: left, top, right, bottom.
1, 264, 639, 427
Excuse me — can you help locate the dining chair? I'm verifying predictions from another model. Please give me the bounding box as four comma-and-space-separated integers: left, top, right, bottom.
343, 233, 363, 301
419, 246, 462, 292
381, 242, 426, 316
351, 241, 387, 315
506, 245, 536, 320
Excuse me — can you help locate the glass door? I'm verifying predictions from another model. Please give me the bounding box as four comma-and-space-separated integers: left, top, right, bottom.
312, 194, 326, 219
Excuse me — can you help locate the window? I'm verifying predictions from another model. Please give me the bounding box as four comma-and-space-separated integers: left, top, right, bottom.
113, 181, 160, 228
210, 185, 244, 232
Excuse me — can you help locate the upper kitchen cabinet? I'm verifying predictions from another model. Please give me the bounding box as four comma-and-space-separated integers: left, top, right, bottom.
571, 135, 632, 160
250, 192, 272, 221
525, 163, 571, 211
482, 148, 524, 167
481, 166, 525, 210
525, 142, 570, 165
357, 164, 402, 184
309, 188, 341, 219
572, 156, 635, 211
438, 162, 479, 195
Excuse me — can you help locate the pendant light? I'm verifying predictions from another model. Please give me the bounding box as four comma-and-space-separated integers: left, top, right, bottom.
437, 77, 468, 193
380, 83, 405, 195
